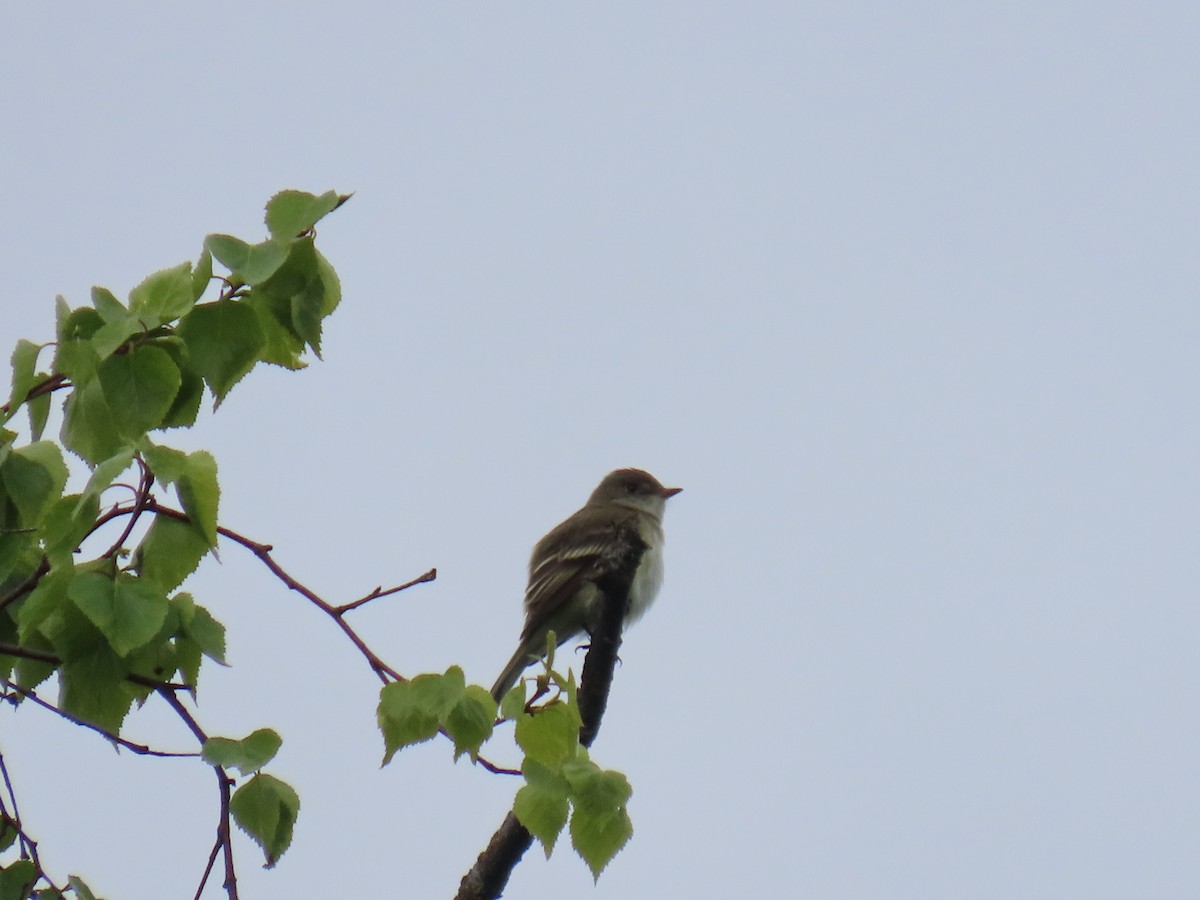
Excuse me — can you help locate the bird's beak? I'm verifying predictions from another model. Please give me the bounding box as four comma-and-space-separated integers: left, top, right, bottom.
660, 486, 683, 499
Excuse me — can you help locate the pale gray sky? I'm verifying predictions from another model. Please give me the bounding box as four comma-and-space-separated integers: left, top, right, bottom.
3, 3, 1198, 898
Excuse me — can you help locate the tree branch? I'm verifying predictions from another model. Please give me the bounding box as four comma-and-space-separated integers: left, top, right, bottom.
456, 533, 646, 899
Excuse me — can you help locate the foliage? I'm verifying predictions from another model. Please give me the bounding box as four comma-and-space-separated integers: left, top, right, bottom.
0, 190, 345, 896
0, 188, 633, 898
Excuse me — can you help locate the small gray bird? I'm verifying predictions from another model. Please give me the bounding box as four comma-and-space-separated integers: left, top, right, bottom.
490, 468, 682, 703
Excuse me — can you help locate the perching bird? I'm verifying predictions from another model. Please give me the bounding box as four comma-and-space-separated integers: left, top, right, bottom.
489, 468, 682, 703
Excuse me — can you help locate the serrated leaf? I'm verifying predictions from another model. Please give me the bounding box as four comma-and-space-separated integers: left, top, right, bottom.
514, 700, 582, 769
59, 643, 132, 733
0, 441, 68, 525
128, 261, 195, 325
264, 190, 342, 240
514, 758, 571, 857
90, 318, 140, 361
5, 340, 40, 421
68, 571, 168, 657
177, 299, 265, 404
314, 247, 342, 317
205, 234, 289, 285
14, 631, 56, 691
202, 728, 282, 775
61, 377, 126, 464
153, 340, 204, 429
27, 389, 50, 440
0, 815, 17, 853
257, 239, 328, 357
17, 566, 72, 644
54, 338, 100, 386
135, 514, 210, 591
443, 684, 496, 760
245, 293, 307, 370
0, 859, 37, 900
67, 876, 98, 900
91, 286, 127, 324
140, 441, 187, 484
75, 447, 135, 513
192, 249, 213, 301
177, 450, 218, 546
565, 762, 633, 880
377, 669, 465, 763
41, 493, 97, 565
499, 683, 528, 721
174, 593, 226, 665
230, 773, 300, 867
97, 345, 182, 439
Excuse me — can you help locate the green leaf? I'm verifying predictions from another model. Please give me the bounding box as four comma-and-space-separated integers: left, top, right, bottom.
264, 190, 342, 240
27, 388, 51, 440
177, 450, 218, 546
58, 305, 104, 343
245, 292, 307, 370
514, 699, 582, 769
128, 261, 195, 325
54, 338, 100, 385
68, 571, 168, 656
89, 283, 149, 359
314, 246, 342, 317
514, 758, 571, 857
67, 876, 99, 900
152, 339, 204, 428
205, 234, 289, 285
202, 728, 282, 775
565, 761, 633, 880
377, 668, 465, 763
499, 683, 528, 721
134, 514, 210, 592
443, 684, 496, 760
0, 814, 17, 852
192, 249, 213, 301
75, 447, 135, 513
97, 344, 182, 439
41, 493, 98, 565
92, 286, 127, 324
174, 593, 226, 665
5, 339, 40, 421
230, 773, 300, 867
59, 642, 132, 733
0, 859, 37, 900
177, 299, 265, 404
140, 441, 188, 484
257, 239, 328, 357
61, 377, 126, 464
14, 631, 56, 691
17, 566, 72, 644
0, 441, 68, 525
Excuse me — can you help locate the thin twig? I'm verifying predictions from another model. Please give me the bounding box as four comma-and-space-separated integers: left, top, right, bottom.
0, 372, 70, 416
335, 568, 437, 614
158, 687, 239, 900
1, 684, 199, 758
102, 457, 153, 559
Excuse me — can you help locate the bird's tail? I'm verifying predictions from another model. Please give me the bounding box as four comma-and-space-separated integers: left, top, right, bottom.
490, 638, 538, 704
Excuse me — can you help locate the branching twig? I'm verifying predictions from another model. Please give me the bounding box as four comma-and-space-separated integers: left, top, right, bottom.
159, 687, 238, 900
1, 684, 199, 758
456, 531, 647, 899
0, 372, 70, 416
101, 458, 153, 559
335, 568, 437, 614
0, 749, 63, 896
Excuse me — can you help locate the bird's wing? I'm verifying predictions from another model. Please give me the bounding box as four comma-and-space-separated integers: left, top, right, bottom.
521, 507, 642, 641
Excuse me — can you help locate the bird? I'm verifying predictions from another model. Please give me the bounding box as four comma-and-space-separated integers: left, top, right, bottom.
489, 468, 682, 703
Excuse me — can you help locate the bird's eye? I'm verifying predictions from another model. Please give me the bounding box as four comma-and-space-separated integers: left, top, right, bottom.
625, 482, 639, 493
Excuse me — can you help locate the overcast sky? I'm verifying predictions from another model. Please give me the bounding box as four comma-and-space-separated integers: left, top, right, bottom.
3, 3, 1198, 898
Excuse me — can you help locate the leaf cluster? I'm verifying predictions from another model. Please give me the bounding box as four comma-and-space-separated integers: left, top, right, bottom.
0, 190, 347, 890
